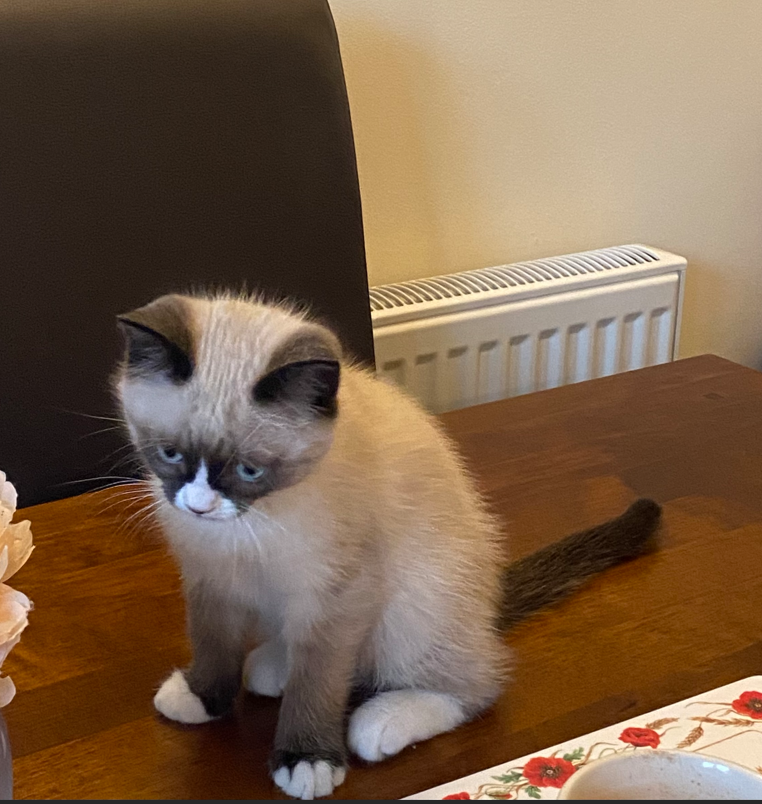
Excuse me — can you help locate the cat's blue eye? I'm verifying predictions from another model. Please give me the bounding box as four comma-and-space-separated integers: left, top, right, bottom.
236, 463, 265, 482
158, 445, 184, 464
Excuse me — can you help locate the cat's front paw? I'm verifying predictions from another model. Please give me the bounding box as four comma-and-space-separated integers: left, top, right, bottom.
153, 669, 216, 724
271, 751, 347, 800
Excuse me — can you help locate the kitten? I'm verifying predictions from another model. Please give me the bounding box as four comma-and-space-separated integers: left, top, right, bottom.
114, 292, 661, 800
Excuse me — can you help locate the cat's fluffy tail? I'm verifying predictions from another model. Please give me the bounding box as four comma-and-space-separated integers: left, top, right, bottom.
499, 498, 661, 631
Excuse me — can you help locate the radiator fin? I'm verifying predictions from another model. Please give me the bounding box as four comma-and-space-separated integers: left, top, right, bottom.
372, 246, 686, 413
370, 245, 661, 311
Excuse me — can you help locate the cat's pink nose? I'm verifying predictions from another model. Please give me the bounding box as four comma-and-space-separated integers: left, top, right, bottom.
183, 485, 220, 515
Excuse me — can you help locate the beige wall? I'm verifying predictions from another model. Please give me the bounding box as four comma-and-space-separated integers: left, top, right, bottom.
330, 0, 762, 367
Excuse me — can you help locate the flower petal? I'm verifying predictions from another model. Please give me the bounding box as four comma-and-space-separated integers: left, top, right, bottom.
0, 676, 16, 708
0, 586, 31, 644
0, 520, 34, 583
0, 475, 16, 515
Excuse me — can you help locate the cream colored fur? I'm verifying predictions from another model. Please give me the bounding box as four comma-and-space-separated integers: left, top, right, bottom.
117, 295, 508, 799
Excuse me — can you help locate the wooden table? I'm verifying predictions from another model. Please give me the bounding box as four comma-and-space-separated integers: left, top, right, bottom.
6, 354, 762, 800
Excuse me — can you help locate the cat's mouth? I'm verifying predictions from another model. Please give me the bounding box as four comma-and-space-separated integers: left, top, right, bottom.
177, 506, 240, 522
172, 490, 242, 521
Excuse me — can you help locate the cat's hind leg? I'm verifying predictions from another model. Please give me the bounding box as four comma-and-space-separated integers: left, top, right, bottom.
243, 639, 289, 698
347, 689, 469, 762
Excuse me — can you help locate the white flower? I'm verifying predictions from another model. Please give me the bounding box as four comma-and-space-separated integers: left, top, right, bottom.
0, 471, 33, 583
0, 586, 31, 706
0, 473, 33, 706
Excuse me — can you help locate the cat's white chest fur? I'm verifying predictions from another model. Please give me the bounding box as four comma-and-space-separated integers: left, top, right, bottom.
160, 482, 335, 639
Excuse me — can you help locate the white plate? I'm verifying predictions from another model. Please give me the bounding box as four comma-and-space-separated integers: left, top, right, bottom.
406, 676, 762, 799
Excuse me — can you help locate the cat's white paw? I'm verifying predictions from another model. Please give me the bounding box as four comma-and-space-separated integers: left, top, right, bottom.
243, 641, 288, 698
153, 669, 215, 724
272, 760, 346, 800
348, 689, 465, 762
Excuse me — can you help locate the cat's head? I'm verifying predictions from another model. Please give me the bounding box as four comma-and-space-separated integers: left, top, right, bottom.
114, 293, 341, 521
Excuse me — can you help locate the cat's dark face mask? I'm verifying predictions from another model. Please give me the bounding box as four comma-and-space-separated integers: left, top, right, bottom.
115, 294, 341, 521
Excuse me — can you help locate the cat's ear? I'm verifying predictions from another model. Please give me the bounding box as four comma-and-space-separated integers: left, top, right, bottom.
254, 329, 341, 417
117, 294, 194, 383
254, 360, 340, 416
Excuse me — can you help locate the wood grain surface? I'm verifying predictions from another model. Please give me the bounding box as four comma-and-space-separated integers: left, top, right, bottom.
6, 354, 762, 799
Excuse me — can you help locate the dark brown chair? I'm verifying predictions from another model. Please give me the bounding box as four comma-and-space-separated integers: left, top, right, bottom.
0, 0, 373, 505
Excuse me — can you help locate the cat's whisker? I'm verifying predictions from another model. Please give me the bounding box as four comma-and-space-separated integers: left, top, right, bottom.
98, 503, 150, 524
64, 479, 143, 499
246, 504, 287, 537
96, 485, 151, 501
98, 441, 138, 465
56, 474, 137, 488
93, 482, 152, 503
56, 408, 126, 424
101, 479, 151, 491
95, 479, 146, 492
78, 424, 125, 441
95, 487, 154, 513
240, 517, 263, 562
117, 497, 165, 539
97, 497, 150, 519
231, 518, 242, 586
102, 461, 142, 480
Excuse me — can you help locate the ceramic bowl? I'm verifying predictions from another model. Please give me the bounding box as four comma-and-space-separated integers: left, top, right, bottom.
557, 749, 762, 800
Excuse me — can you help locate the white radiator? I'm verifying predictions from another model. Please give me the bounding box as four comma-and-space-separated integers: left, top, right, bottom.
370, 244, 686, 413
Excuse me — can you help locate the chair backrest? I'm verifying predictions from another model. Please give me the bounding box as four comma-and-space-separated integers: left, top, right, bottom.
0, 0, 373, 506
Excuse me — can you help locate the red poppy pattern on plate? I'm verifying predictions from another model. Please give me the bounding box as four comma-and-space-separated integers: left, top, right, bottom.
403, 678, 762, 800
